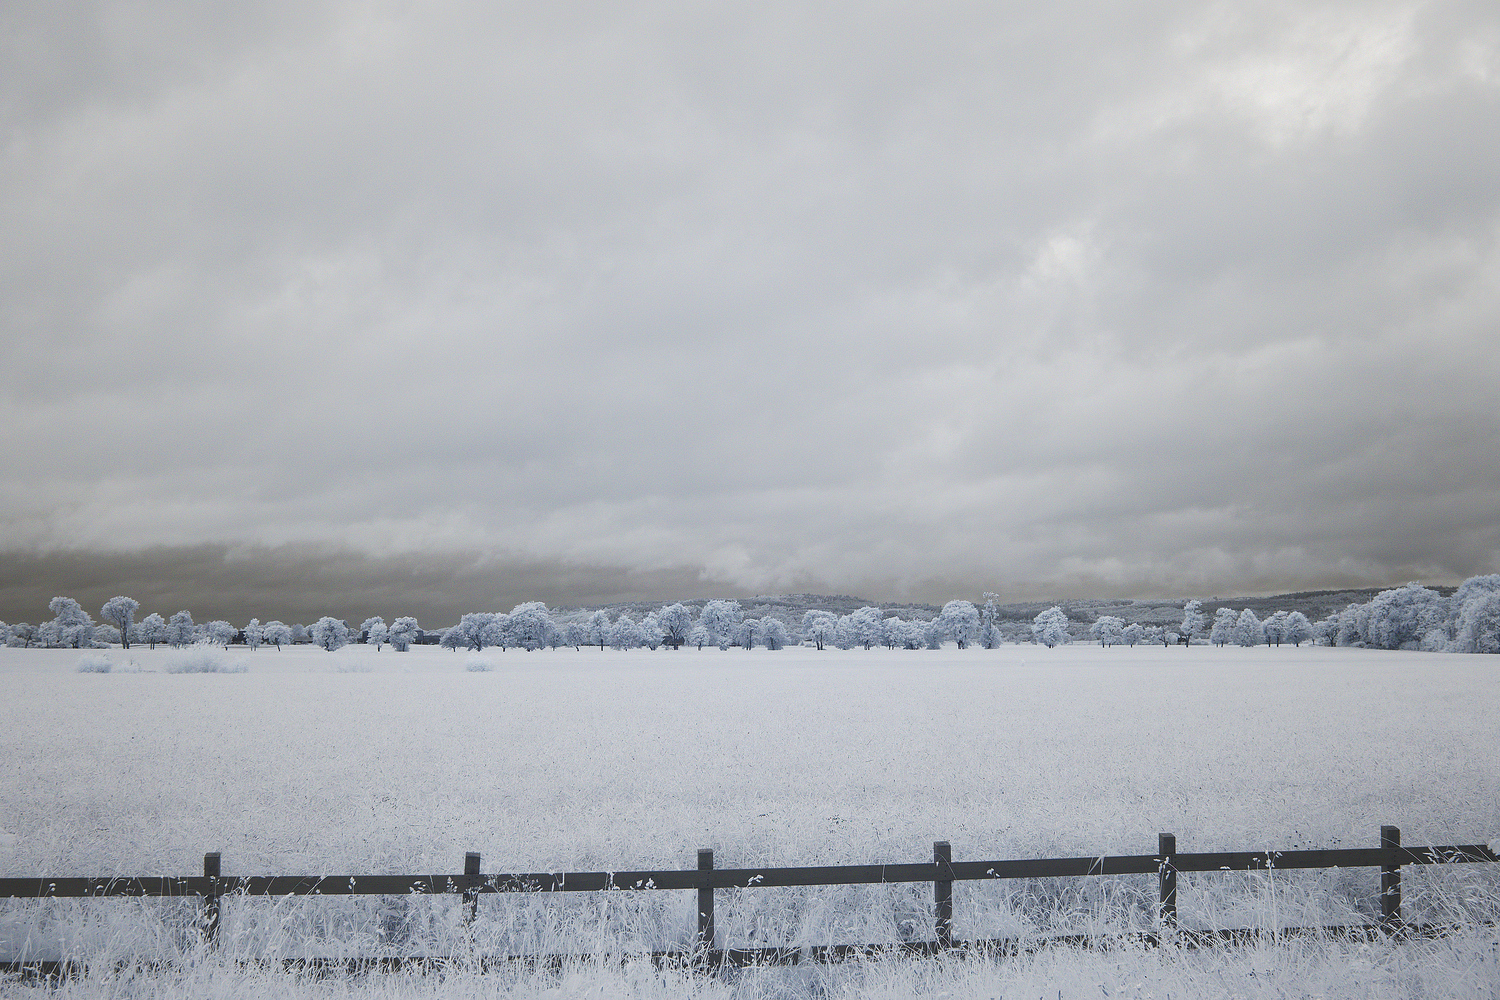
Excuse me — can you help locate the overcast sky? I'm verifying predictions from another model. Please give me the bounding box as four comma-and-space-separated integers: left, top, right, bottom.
2, 0, 1498, 624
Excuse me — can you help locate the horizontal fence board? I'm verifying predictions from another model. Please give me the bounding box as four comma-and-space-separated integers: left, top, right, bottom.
3, 844, 1494, 900
1175, 849, 1385, 872
0, 878, 201, 899
228, 875, 471, 896
950, 856, 1162, 879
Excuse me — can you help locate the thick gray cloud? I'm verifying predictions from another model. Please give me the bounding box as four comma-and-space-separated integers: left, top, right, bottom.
2, 0, 1498, 617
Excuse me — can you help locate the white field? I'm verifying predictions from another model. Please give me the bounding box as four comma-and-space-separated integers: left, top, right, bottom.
2, 641, 1498, 992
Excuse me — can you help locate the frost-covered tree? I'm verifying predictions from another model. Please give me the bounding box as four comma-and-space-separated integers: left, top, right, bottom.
1283, 611, 1312, 647
587, 610, 612, 651
1453, 592, 1500, 653
639, 612, 665, 650
388, 616, 420, 651
243, 619, 263, 650
439, 626, 464, 651
1031, 606, 1071, 647
699, 600, 743, 651
48, 597, 97, 648
1451, 575, 1500, 653
34, 619, 60, 648
311, 617, 350, 651
562, 621, 586, 649
1232, 609, 1263, 647
978, 593, 1003, 649
1089, 615, 1125, 647
1143, 625, 1163, 646
291, 623, 309, 644
880, 615, 905, 650
922, 618, 946, 649
1123, 623, 1143, 647
477, 613, 510, 650
362, 617, 388, 650
133, 613, 163, 649
94, 624, 121, 645
830, 617, 855, 650
508, 603, 557, 651
1364, 583, 1443, 650
262, 620, 292, 649
99, 596, 140, 649
1335, 603, 1369, 647
1261, 611, 1289, 646
8, 622, 35, 647
449, 612, 496, 651
937, 600, 980, 649
609, 612, 642, 650
1180, 600, 1205, 646
657, 604, 693, 649
801, 610, 838, 650
1209, 607, 1237, 646
166, 610, 196, 648
759, 617, 790, 650
688, 623, 709, 650
904, 619, 932, 650
736, 618, 760, 650
843, 607, 884, 650
205, 620, 236, 648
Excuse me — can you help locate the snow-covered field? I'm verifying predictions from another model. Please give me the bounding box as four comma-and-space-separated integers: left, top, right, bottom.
3, 642, 1498, 995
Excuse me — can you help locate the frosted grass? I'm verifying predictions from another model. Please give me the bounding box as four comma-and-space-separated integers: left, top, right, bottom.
74, 653, 114, 673
4, 643, 1495, 878
3, 929, 1499, 998
2, 643, 1498, 981
162, 642, 248, 674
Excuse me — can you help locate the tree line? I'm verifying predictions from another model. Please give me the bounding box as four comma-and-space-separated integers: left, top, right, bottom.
1035, 575, 1500, 653
3, 575, 1497, 654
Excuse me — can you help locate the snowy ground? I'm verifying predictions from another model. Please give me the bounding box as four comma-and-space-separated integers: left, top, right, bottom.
2, 642, 1498, 993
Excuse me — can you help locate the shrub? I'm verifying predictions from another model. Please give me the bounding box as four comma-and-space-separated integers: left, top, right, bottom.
165, 641, 248, 674
76, 653, 113, 673
465, 655, 494, 672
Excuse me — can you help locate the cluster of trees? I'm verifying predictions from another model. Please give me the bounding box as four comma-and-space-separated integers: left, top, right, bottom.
1198, 606, 1315, 647
1158, 578, 1500, 653
1028, 574, 1500, 654
1311, 577, 1500, 653
1033, 599, 1317, 649
5, 575, 1498, 655
427, 598, 1000, 653
436, 600, 794, 652
0, 597, 424, 653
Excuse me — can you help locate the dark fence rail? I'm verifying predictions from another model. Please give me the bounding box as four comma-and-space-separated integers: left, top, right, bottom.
3, 825, 1496, 975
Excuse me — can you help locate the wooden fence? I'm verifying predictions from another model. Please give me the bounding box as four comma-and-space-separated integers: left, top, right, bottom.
2, 826, 1496, 976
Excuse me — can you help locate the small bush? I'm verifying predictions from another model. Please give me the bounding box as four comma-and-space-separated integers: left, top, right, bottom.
465, 656, 494, 672
166, 642, 248, 674
76, 653, 113, 673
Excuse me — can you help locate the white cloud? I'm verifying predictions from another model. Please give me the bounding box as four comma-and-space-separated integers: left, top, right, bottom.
2, 0, 1498, 605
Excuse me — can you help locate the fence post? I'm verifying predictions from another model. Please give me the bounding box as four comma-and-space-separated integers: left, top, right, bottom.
1158, 833, 1177, 933
697, 849, 715, 963
201, 852, 221, 945
934, 841, 953, 949
463, 852, 481, 926
1381, 825, 1402, 931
